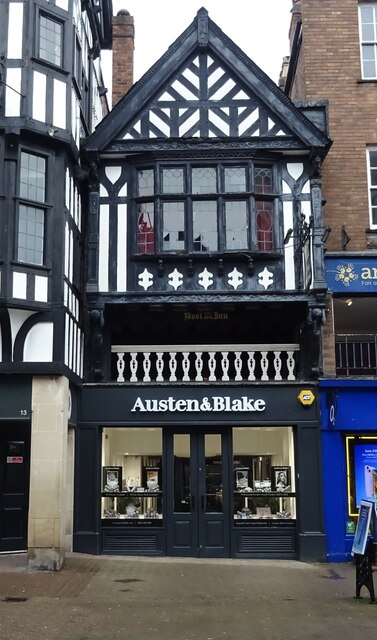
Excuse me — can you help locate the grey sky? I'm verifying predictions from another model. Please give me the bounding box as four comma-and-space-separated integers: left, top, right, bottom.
104, 0, 293, 103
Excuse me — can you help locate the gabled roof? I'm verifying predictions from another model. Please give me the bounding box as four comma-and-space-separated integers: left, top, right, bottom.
86, 8, 331, 154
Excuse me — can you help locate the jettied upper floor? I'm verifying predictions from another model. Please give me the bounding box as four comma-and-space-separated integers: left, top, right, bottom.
83, 8, 331, 302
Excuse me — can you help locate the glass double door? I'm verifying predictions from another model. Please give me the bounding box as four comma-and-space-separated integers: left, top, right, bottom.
166, 428, 230, 557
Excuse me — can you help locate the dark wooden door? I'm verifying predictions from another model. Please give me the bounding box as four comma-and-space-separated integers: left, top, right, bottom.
0, 425, 30, 552
166, 428, 230, 557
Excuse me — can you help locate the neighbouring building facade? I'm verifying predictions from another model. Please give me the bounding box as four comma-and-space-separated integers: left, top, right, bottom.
284, 0, 377, 561
74, 8, 332, 561
0, 0, 112, 569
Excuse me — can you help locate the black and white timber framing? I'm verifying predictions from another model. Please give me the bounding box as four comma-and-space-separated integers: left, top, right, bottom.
83, 8, 331, 382
0, 0, 112, 378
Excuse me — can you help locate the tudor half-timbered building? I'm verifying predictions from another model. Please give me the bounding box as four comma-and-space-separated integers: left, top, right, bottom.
0, 0, 112, 569
76, 9, 332, 561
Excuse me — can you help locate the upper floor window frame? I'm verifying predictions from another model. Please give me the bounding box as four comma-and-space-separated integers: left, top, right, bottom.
359, 3, 377, 79
36, 10, 65, 70
133, 161, 280, 257
367, 148, 377, 227
16, 150, 50, 266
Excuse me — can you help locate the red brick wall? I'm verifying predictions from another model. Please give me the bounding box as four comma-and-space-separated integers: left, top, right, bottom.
112, 11, 134, 107
288, 0, 377, 252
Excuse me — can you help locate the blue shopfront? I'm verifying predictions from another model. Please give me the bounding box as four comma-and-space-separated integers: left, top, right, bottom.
321, 256, 377, 561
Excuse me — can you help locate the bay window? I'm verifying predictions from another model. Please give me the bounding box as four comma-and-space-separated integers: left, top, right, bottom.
135, 162, 278, 255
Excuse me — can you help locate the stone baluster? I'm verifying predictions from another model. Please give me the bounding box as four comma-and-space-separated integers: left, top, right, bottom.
182, 352, 190, 381
234, 351, 243, 381
195, 352, 203, 381
273, 351, 282, 381
130, 352, 138, 382
143, 352, 151, 382
286, 350, 296, 380
116, 352, 125, 382
247, 352, 256, 380
260, 351, 269, 381
169, 352, 177, 382
208, 352, 217, 381
156, 352, 164, 382
221, 351, 230, 381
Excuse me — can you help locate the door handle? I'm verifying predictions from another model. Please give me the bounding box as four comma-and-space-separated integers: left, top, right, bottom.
191, 494, 195, 510
201, 495, 205, 510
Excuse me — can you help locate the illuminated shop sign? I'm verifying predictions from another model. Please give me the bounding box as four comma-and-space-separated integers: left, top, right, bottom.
131, 396, 266, 413
326, 258, 377, 293
80, 386, 317, 423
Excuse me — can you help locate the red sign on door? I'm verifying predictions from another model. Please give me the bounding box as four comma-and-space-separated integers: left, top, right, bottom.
6, 456, 23, 463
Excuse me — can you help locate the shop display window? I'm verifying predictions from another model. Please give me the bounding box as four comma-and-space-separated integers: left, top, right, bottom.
232, 427, 296, 522
346, 435, 377, 518
101, 428, 163, 523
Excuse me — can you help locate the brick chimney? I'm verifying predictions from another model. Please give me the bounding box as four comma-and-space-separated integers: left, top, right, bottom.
112, 9, 134, 107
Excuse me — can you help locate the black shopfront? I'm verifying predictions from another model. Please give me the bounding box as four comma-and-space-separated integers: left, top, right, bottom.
73, 384, 325, 562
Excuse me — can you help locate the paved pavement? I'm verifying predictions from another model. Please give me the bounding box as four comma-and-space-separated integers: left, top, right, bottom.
0, 553, 376, 640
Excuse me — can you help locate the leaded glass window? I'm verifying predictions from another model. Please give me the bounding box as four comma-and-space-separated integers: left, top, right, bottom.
134, 162, 278, 254
17, 152, 47, 265
39, 14, 63, 67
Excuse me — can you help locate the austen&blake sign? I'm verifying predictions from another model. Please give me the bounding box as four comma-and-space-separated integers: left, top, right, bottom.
326, 258, 377, 293
80, 386, 317, 424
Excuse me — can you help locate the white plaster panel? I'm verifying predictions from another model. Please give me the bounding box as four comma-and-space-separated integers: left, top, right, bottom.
301, 200, 312, 223
105, 166, 122, 184
5, 68, 22, 116
34, 275, 48, 303
56, 0, 69, 10
118, 181, 127, 197
53, 79, 67, 129
287, 163, 304, 181
69, 317, 73, 370
64, 313, 69, 366
80, 330, 84, 378
13, 271, 27, 299
210, 78, 236, 101
179, 110, 199, 136
208, 110, 229, 136
65, 169, 70, 209
238, 108, 258, 135
149, 111, 170, 136
302, 180, 310, 194
7, 3, 23, 58
24, 322, 53, 362
32, 71, 46, 122
77, 192, 82, 231
8, 309, 35, 359
283, 201, 295, 290
282, 180, 291, 194
72, 322, 77, 374
64, 222, 69, 278
117, 204, 127, 292
100, 182, 108, 197
71, 90, 80, 148
69, 228, 73, 283
99, 204, 109, 291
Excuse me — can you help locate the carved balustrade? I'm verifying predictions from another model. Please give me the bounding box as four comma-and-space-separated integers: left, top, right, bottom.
111, 344, 299, 383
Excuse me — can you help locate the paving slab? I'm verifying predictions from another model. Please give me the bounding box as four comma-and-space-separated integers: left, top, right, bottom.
0, 553, 375, 640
